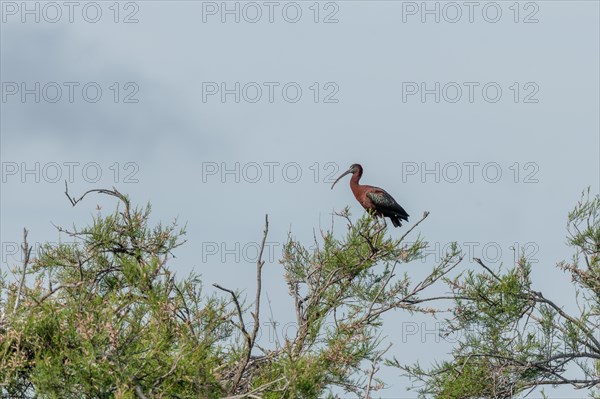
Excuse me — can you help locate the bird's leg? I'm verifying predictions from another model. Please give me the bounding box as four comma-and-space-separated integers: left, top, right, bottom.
374, 214, 386, 230
371, 211, 386, 230
366, 209, 376, 224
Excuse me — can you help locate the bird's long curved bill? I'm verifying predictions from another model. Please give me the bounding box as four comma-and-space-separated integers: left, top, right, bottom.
330, 169, 353, 189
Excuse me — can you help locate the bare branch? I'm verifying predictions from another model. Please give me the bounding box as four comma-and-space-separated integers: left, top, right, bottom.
251, 215, 269, 344
64, 180, 129, 209
32, 282, 84, 305
365, 343, 392, 399
532, 291, 600, 353
219, 376, 285, 399
133, 380, 149, 399
13, 228, 32, 314
473, 257, 502, 282
399, 211, 430, 242
212, 283, 250, 343
215, 215, 270, 394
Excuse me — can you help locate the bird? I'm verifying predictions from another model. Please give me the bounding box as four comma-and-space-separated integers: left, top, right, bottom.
331, 163, 409, 228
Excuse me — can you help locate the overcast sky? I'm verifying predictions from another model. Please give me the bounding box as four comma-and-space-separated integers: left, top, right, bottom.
1, 1, 599, 397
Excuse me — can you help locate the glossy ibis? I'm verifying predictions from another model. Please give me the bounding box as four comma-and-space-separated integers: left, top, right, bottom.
331, 164, 409, 228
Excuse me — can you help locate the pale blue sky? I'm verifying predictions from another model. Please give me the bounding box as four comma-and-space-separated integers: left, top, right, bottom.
1, 1, 599, 396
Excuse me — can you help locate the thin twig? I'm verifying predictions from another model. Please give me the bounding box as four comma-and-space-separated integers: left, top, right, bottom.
32, 282, 84, 305
64, 180, 129, 209
212, 283, 250, 343
133, 380, 149, 399
252, 215, 269, 342
399, 211, 430, 242
13, 228, 32, 314
233, 214, 269, 392
219, 376, 285, 399
473, 257, 502, 282
213, 215, 270, 394
365, 343, 392, 399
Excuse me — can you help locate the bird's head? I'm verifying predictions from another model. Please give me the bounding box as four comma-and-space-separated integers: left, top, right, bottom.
331, 163, 363, 189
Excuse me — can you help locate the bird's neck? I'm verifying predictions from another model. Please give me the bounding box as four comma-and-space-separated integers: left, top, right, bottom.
350, 172, 362, 191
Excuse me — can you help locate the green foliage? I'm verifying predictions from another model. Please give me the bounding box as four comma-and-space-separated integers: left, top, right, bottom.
5, 187, 599, 398
0, 192, 460, 398
404, 189, 600, 398
1, 194, 229, 398
276, 209, 461, 397
8, 186, 599, 398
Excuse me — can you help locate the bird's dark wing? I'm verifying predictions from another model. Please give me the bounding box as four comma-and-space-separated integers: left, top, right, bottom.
367, 189, 409, 220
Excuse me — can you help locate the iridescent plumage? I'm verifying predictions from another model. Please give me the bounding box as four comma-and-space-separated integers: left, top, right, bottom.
331, 163, 409, 228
